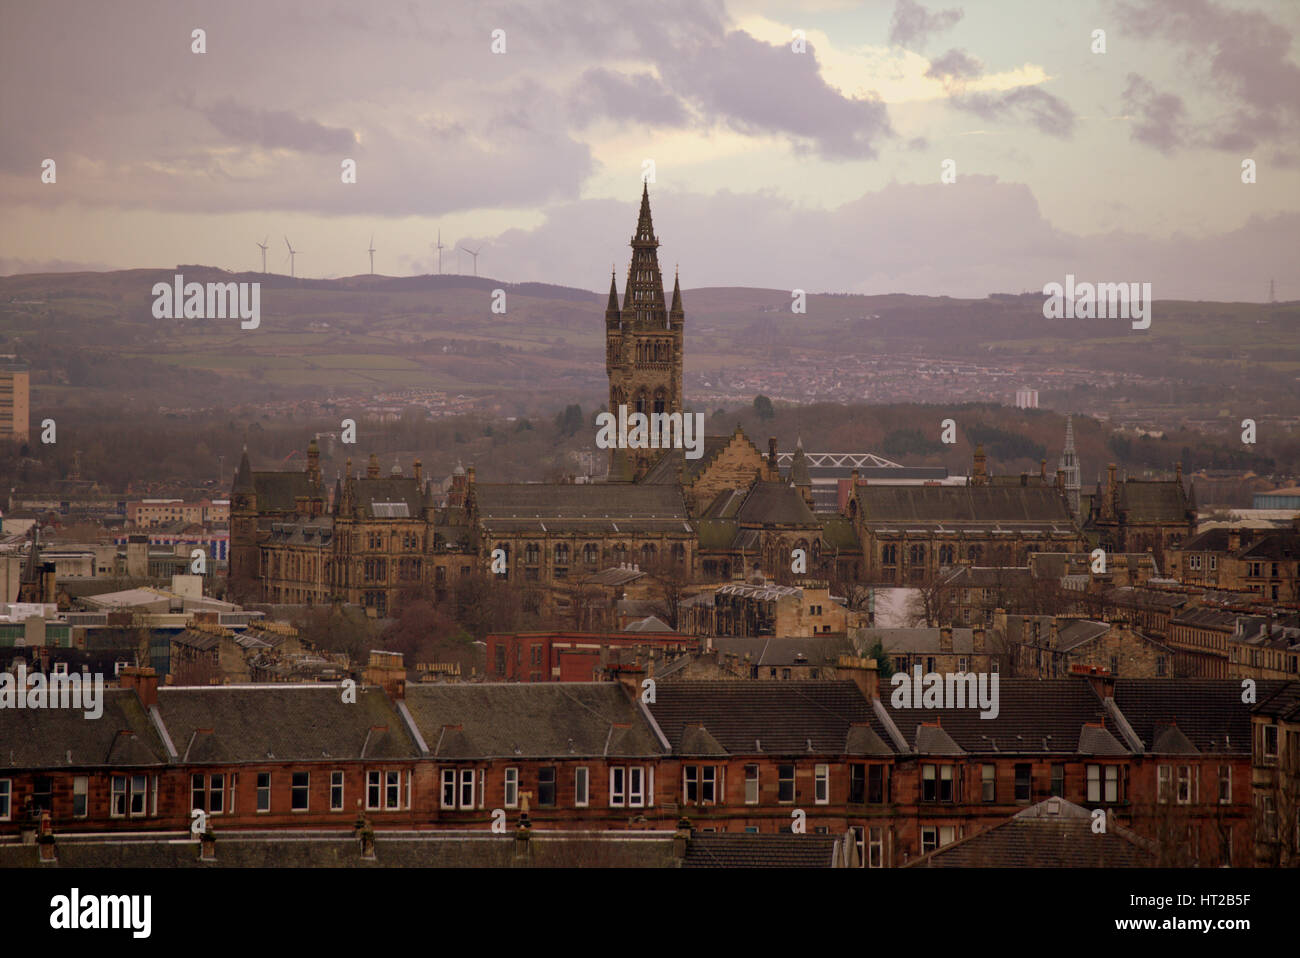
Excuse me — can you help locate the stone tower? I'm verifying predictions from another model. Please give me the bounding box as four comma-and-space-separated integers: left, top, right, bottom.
605, 183, 684, 480
1060, 415, 1081, 518
228, 446, 259, 597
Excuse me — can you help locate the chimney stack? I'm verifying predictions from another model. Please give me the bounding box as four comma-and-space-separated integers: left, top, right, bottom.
837, 654, 879, 700
940, 625, 953, 654
119, 666, 159, 708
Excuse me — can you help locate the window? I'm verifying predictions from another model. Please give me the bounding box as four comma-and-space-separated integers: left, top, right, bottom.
73, 777, 88, 818
629, 767, 645, 807
923, 764, 954, 803
849, 765, 865, 804
982, 764, 996, 802
459, 769, 475, 809
939, 825, 956, 847
291, 772, 309, 811
575, 767, 589, 808
387, 771, 401, 810
112, 775, 148, 818
441, 769, 456, 808
257, 772, 271, 812
921, 827, 938, 855
1176, 765, 1195, 805
744, 764, 759, 805
1156, 656, 1167, 677
331, 771, 345, 811
504, 768, 519, 809
1087, 764, 1119, 803
368, 770, 382, 810
1050, 764, 1065, 798
209, 773, 224, 814
1014, 764, 1031, 802
1263, 724, 1278, 761
1189, 555, 1201, 570
190, 773, 224, 815
1218, 765, 1231, 804
1158, 765, 1173, 804
610, 767, 626, 807
777, 765, 795, 804
684, 765, 718, 805
0, 780, 10, 820
868, 826, 885, 868
538, 767, 556, 807
815, 765, 829, 804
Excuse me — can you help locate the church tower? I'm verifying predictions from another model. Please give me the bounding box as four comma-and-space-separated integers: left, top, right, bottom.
1060, 415, 1081, 518
605, 183, 685, 480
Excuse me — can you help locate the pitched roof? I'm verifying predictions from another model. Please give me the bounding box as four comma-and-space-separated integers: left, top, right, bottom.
682, 833, 840, 868
340, 477, 424, 519
403, 683, 665, 758
735, 481, 819, 527
906, 798, 1155, 867
881, 678, 1113, 754
0, 688, 169, 769
251, 470, 322, 513
1116, 479, 1191, 523
476, 483, 691, 535
157, 685, 417, 764
1110, 679, 1292, 754
648, 680, 892, 755
857, 484, 1074, 531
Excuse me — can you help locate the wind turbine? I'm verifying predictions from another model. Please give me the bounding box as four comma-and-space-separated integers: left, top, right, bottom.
459, 244, 481, 277
367, 234, 376, 275
284, 235, 299, 278
435, 229, 446, 275
256, 236, 269, 273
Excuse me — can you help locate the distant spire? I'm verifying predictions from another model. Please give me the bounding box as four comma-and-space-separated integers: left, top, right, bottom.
625, 185, 666, 327
233, 447, 253, 493
670, 269, 682, 314
607, 270, 620, 313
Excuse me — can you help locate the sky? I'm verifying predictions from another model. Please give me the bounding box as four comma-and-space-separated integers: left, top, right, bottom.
1, 0, 1297, 300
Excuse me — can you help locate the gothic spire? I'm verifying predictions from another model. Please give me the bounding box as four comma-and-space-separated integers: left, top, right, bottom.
624, 184, 667, 328
607, 270, 619, 313
670, 268, 682, 314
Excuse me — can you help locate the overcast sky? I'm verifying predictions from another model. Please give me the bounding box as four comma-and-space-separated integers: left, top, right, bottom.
1, 0, 1297, 299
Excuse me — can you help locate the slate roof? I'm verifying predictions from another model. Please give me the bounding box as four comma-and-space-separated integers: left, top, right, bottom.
1110, 679, 1291, 754
403, 683, 665, 759
0, 831, 678, 868
641, 436, 737, 485
906, 798, 1155, 867
475, 483, 691, 534
648, 680, 892, 755
881, 679, 1113, 755
681, 833, 840, 868
1115, 479, 1192, 523
857, 485, 1075, 532
711, 634, 855, 667
157, 685, 418, 764
266, 518, 333, 548
251, 471, 322, 513
735, 481, 819, 527
861, 628, 977, 655
1235, 531, 1300, 561
1254, 682, 1300, 721
340, 477, 424, 519
1, 688, 169, 769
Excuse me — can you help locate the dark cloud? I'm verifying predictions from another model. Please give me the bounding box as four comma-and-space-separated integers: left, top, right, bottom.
925, 48, 983, 83
1121, 74, 1186, 153
567, 69, 690, 128
657, 30, 892, 159
890, 0, 964, 49
1111, 0, 1300, 151
201, 101, 357, 153
950, 87, 1076, 138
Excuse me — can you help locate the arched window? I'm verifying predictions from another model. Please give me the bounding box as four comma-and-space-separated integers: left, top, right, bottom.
635, 391, 647, 415
613, 543, 628, 564
554, 543, 570, 565
968, 545, 982, 562
641, 544, 656, 567
525, 542, 540, 565
671, 543, 685, 565
584, 543, 599, 565
653, 388, 667, 415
